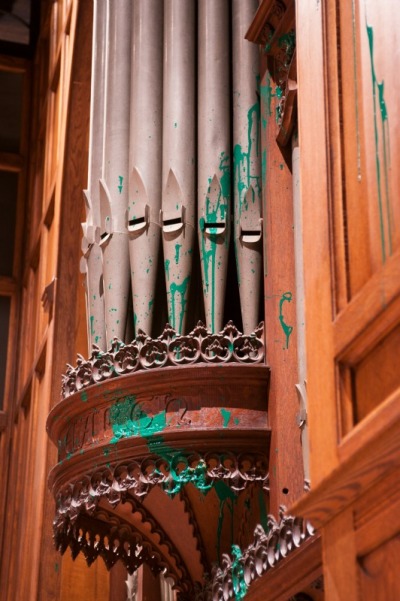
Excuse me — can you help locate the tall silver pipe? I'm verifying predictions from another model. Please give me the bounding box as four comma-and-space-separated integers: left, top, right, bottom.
232, 0, 262, 333
99, 0, 131, 346
198, 0, 231, 333
128, 0, 163, 337
161, 0, 196, 334
81, 0, 107, 351
292, 133, 310, 482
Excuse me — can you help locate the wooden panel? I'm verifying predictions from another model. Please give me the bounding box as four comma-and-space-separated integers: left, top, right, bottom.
60, 553, 109, 601
358, 535, 400, 601
322, 509, 358, 600
353, 323, 400, 422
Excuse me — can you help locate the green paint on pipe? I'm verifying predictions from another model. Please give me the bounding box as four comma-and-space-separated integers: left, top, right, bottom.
174, 243, 182, 265
169, 276, 190, 334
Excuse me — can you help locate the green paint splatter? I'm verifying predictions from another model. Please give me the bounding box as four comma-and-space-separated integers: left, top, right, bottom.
90, 315, 95, 336
164, 259, 170, 281
169, 276, 190, 334
279, 291, 293, 349
231, 546, 248, 600
233, 96, 261, 287
148, 298, 154, 311
234, 417, 240, 426
220, 408, 231, 428
118, 176, 123, 194
366, 24, 392, 261
174, 243, 182, 265
81, 390, 88, 403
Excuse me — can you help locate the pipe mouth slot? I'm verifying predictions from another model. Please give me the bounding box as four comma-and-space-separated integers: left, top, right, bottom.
128, 216, 147, 233
204, 222, 226, 235
99, 231, 111, 246
240, 229, 262, 243
162, 217, 184, 233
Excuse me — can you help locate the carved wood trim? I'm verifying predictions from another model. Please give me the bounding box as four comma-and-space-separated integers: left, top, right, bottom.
210, 508, 315, 600
55, 507, 193, 594
60, 321, 265, 399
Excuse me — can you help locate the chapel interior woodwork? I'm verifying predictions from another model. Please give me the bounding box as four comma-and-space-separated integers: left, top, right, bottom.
0, 0, 399, 599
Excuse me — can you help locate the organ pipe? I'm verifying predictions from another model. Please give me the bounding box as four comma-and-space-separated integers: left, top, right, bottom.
99, 0, 131, 345
198, 0, 231, 333
232, 0, 263, 333
81, 0, 107, 351
161, 0, 196, 335
128, 0, 163, 336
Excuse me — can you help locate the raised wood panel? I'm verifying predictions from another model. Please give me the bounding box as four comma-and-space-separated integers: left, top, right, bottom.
358, 535, 400, 601
322, 509, 358, 600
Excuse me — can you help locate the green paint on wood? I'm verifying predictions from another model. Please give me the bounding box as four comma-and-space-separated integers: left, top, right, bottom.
81, 390, 88, 403
279, 292, 293, 349
366, 24, 392, 261
231, 545, 248, 600
258, 488, 269, 532
220, 408, 231, 428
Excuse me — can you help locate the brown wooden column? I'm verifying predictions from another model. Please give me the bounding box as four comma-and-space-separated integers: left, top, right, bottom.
138, 564, 162, 601
261, 56, 304, 516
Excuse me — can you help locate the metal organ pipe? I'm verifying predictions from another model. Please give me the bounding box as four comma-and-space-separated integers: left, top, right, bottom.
232, 0, 263, 333
198, 0, 231, 333
161, 0, 196, 335
99, 0, 131, 345
81, 0, 107, 351
128, 0, 163, 336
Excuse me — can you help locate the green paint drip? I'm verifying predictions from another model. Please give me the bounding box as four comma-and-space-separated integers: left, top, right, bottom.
351, 0, 361, 181
81, 390, 88, 403
118, 176, 123, 194
165, 259, 170, 281
233, 96, 261, 286
200, 152, 231, 333
231, 546, 248, 600
174, 243, 182, 265
169, 276, 190, 333
279, 292, 293, 349
220, 408, 231, 428
90, 315, 95, 336
366, 24, 392, 261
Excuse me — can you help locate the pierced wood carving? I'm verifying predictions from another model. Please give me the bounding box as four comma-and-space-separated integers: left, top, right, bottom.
53, 451, 270, 529
210, 507, 314, 600
61, 321, 265, 399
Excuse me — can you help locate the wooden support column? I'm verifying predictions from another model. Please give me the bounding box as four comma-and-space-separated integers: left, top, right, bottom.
137, 564, 162, 601
261, 59, 304, 515
109, 561, 128, 601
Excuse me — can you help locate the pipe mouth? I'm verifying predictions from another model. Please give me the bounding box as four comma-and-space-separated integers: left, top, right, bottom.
128, 215, 147, 233
240, 229, 262, 243
162, 217, 183, 233
204, 222, 226, 235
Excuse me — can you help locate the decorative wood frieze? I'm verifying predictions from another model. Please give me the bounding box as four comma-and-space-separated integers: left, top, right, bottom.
54, 506, 193, 594
210, 507, 315, 600
61, 321, 265, 399
53, 451, 270, 530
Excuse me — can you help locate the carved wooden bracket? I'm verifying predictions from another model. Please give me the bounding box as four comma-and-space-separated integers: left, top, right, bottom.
246, 0, 297, 146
